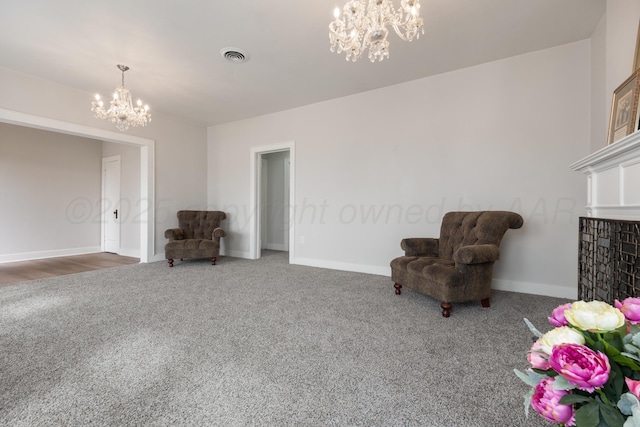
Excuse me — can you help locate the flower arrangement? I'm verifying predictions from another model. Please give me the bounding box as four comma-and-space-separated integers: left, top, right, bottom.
515, 298, 640, 426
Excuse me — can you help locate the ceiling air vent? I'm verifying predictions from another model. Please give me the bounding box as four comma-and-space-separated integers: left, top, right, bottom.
221, 48, 248, 63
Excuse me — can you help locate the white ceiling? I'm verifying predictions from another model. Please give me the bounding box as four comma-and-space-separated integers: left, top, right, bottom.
0, 0, 605, 127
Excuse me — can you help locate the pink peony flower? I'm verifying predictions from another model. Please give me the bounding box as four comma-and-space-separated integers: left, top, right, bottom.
549, 343, 610, 392
527, 339, 550, 370
530, 377, 575, 426
615, 297, 640, 324
626, 378, 640, 399
548, 303, 572, 327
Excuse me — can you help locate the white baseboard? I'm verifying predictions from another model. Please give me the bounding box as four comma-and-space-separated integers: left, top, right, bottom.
151, 247, 577, 299
292, 257, 576, 299
491, 278, 577, 300
149, 253, 166, 263
118, 247, 140, 259
151, 250, 251, 263
265, 243, 287, 251
0, 246, 102, 264
292, 257, 390, 277
221, 249, 251, 259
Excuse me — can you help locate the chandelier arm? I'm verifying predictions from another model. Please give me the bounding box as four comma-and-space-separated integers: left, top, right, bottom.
389, 22, 415, 41
389, 8, 422, 40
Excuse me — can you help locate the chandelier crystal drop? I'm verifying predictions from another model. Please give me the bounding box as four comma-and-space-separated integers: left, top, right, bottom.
329, 0, 424, 62
91, 65, 151, 131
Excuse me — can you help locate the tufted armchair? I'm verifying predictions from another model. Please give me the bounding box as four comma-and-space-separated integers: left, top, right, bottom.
164, 210, 226, 267
390, 211, 523, 317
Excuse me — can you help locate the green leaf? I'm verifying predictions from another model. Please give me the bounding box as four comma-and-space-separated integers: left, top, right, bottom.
523, 388, 533, 418
523, 318, 543, 338
582, 330, 598, 346
620, 351, 640, 364
514, 369, 547, 387
575, 402, 601, 427
617, 392, 639, 416
607, 331, 626, 352
602, 361, 625, 405
532, 368, 557, 377
599, 402, 625, 427
552, 375, 576, 391
625, 415, 640, 427
612, 353, 640, 371
559, 394, 593, 405
601, 337, 622, 357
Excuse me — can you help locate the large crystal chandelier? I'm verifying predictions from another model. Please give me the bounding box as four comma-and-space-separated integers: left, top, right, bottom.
329, 0, 424, 62
91, 65, 151, 131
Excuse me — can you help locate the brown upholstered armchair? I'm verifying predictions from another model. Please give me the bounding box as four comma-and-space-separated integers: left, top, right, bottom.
390, 211, 523, 317
164, 210, 226, 267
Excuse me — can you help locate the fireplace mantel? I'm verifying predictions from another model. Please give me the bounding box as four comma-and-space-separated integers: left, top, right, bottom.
570, 131, 640, 220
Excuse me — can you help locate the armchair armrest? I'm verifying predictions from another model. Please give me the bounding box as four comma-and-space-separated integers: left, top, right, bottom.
400, 238, 439, 257
213, 228, 226, 239
453, 244, 500, 265
164, 228, 184, 241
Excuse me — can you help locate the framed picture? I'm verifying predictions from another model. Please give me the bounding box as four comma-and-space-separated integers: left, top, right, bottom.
607, 70, 640, 145
634, 19, 640, 71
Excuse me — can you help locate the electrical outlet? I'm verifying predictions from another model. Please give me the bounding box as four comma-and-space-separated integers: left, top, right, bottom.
300, 236, 305, 244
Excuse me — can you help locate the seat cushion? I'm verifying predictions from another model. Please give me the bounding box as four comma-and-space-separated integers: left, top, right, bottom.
391, 256, 466, 302
165, 239, 220, 260
390, 255, 418, 271
405, 258, 463, 286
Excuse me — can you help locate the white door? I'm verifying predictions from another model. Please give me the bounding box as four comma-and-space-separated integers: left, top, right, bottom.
102, 156, 121, 254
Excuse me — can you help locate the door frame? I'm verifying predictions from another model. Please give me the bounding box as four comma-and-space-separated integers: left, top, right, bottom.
260, 157, 268, 250
283, 156, 290, 251
249, 141, 295, 262
0, 108, 155, 262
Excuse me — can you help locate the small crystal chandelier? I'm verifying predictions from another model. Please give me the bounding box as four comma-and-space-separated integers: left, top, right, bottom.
329, 0, 424, 62
91, 65, 151, 131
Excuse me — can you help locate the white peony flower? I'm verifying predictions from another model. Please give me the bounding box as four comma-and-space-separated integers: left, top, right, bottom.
539, 326, 585, 355
565, 300, 625, 332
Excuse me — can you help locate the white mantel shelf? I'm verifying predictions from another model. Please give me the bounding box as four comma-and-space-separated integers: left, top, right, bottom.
570, 131, 640, 220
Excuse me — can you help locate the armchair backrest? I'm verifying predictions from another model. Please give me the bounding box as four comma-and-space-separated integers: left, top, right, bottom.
438, 211, 524, 260
177, 210, 226, 240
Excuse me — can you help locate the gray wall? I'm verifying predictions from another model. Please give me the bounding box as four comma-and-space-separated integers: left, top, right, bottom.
0, 123, 102, 260
207, 1, 640, 299
208, 41, 591, 299
0, 65, 209, 261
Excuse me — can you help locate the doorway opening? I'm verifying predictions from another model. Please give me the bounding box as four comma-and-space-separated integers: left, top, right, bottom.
249, 142, 295, 262
0, 108, 155, 262
102, 155, 121, 254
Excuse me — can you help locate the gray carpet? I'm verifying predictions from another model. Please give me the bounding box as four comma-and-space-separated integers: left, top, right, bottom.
1, 250, 562, 426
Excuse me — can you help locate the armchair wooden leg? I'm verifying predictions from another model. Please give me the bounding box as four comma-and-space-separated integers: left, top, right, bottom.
211, 257, 217, 265
394, 283, 402, 295
168, 259, 174, 267
441, 302, 452, 318
481, 298, 490, 308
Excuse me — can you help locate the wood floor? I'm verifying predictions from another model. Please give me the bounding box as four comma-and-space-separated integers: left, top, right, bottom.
0, 253, 139, 286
